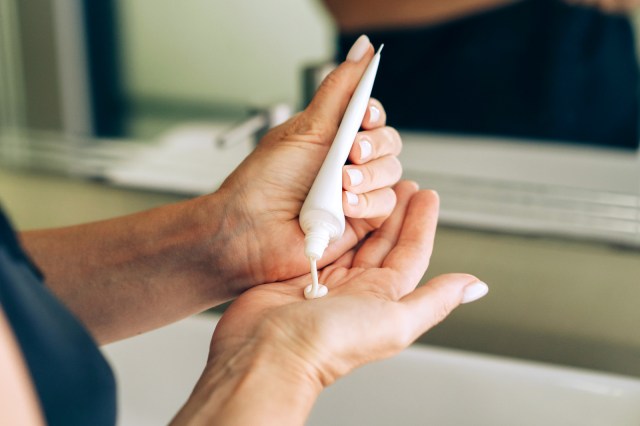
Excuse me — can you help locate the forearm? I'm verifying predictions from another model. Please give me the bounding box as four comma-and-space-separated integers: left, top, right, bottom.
171, 342, 321, 426
19, 191, 240, 344
323, 0, 519, 31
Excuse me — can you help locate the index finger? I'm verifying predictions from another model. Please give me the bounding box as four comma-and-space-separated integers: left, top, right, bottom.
382, 190, 440, 291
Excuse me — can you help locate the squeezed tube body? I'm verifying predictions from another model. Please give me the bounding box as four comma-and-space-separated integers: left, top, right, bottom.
299, 47, 382, 261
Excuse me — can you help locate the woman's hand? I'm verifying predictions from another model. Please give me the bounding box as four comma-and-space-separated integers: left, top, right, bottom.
209, 35, 403, 293
171, 182, 488, 425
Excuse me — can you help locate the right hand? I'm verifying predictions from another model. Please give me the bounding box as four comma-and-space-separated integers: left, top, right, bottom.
207, 35, 403, 296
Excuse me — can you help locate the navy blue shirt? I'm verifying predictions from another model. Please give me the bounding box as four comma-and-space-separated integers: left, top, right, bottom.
0, 207, 116, 425
338, 0, 639, 149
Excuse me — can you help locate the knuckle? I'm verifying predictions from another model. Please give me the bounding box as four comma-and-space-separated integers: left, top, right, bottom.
381, 127, 402, 153
361, 192, 376, 217
387, 127, 402, 150
386, 189, 398, 212
290, 114, 325, 141
390, 156, 403, 177
316, 69, 343, 98
433, 299, 455, 324
364, 163, 376, 186
375, 189, 397, 218
386, 126, 401, 142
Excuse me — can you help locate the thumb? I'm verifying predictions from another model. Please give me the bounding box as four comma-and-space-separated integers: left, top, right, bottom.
399, 274, 489, 343
304, 34, 374, 136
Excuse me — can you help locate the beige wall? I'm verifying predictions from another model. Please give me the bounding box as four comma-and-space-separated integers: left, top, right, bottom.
116, 0, 335, 108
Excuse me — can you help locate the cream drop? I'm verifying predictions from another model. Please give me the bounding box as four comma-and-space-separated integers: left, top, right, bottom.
304, 257, 328, 300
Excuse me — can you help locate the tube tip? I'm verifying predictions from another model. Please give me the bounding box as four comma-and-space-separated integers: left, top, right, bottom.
304, 229, 331, 260
377, 44, 384, 54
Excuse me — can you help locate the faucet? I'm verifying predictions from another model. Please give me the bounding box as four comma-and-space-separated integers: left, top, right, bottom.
216, 60, 339, 149
215, 103, 292, 148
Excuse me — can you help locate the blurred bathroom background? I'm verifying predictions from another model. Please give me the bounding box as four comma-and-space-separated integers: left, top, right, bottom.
1, 0, 640, 382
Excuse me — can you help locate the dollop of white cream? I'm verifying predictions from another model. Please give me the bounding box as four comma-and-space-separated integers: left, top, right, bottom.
304, 283, 328, 299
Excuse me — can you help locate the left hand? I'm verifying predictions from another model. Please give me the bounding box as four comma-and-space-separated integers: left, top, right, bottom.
171, 182, 487, 425
209, 182, 485, 386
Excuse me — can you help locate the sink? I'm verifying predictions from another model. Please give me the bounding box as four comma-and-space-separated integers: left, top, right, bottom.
103, 315, 640, 425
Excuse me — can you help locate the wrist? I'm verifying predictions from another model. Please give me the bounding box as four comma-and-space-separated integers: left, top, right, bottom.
198, 187, 267, 296
172, 340, 322, 425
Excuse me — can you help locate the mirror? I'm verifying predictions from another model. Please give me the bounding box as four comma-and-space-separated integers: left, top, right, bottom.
323, 0, 640, 247
1, 0, 639, 246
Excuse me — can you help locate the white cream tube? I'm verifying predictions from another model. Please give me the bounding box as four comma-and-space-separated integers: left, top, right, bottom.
299, 46, 383, 278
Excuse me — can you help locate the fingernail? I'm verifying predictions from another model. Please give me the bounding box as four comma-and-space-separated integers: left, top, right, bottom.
369, 105, 380, 123
359, 139, 372, 160
346, 191, 359, 206
461, 281, 489, 304
346, 168, 363, 186
346, 35, 370, 62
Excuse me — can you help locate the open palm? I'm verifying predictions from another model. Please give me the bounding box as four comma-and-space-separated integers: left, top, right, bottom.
209, 182, 481, 387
